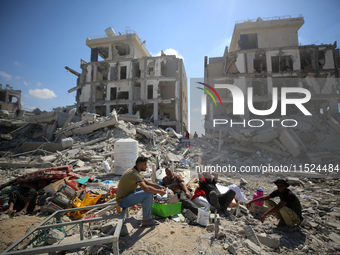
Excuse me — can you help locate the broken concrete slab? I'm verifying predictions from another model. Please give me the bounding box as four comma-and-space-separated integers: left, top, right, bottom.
230, 144, 257, 154
279, 128, 302, 157
329, 232, 340, 244
327, 116, 340, 134
22, 142, 64, 152
243, 225, 261, 246
63, 114, 118, 136
229, 130, 248, 142
243, 239, 262, 255
257, 233, 280, 248
166, 152, 182, 162
253, 142, 290, 157
251, 130, 279, 143
118, 123, 136, 136
0, 161, 53, 169
273, 138, 287, 152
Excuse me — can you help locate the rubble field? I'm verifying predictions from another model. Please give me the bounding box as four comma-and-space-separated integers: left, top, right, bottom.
0, 109, 339, 254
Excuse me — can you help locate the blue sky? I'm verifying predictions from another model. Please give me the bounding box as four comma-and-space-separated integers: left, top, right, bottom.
0, 0, 339, 135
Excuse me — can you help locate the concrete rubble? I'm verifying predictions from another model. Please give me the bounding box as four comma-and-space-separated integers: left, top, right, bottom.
0, 108, 340, 254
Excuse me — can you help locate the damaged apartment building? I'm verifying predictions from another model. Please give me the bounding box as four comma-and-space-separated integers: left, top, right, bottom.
0, 84, 21, 114
204, 15, 340, 134
67, 27, 188, 134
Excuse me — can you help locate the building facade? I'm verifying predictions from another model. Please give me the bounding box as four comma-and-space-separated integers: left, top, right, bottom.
68, 27, 188, 134
204, 16, 340, 134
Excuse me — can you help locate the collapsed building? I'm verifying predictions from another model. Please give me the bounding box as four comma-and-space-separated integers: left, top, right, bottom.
0, 84, 21, 114
204, 15, 340, 133
67, 27, 188, 134
202, 15, 340, 163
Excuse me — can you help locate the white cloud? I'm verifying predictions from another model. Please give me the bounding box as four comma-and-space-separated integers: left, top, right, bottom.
13, 61, 22, 66
153, 48, 184, 60
37, 81, 42, 87
0, 71, 11, 80
29, 88, 57, 99
23, 81, 29, 86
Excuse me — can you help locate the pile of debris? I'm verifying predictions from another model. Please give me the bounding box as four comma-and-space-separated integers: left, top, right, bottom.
0, 108, 340, 254
192, 114, 340, 176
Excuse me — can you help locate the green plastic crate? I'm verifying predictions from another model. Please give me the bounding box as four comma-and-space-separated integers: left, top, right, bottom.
151, 202, 182, 217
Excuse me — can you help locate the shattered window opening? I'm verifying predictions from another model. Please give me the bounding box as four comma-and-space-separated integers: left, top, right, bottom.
271, 55, 293, 73
147, 85, 153, 99
98, 47, 109, 60
95, 86, 106, 100
253, 54, 267, 73
120, 66, 127, 80
95, 105, 106, 116
117, 91, 129, 100
115, 44, 130, 56
110, 87, 117, 100
0, 91, 6, 101
318, 50, 326, 69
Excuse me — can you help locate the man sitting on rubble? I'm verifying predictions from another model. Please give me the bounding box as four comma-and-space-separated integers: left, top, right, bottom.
246, 179, 303, 227
198, 172, 236, 216
2, 186, 38, 216
116, 156, 166, 227
162, 167, 198, 221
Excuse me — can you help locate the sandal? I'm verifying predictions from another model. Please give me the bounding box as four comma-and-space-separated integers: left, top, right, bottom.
141, 219, 160, 227
15, 210, 26, 216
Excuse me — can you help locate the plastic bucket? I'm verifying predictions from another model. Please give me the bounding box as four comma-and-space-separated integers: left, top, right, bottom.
197, 208, 210, 226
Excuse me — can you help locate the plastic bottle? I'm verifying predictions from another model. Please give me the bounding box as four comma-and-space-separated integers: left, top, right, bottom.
252, 189, 264, 206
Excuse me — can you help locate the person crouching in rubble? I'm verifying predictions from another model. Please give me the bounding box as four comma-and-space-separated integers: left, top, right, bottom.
2, 186, 38, 216
116, 156, 166, 227
199, 172, 236, 216
162, 167, 198, 221
246, 179, 303, 227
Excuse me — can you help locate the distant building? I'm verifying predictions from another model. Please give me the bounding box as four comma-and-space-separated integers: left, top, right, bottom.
0, 84, 21, 112
204, 15, 340, 134
68, 27, 188, 134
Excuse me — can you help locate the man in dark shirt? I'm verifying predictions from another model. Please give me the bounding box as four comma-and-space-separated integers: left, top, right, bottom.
246, 179, 303, 227
162, 168, 198, 220
199, 172, 236, 216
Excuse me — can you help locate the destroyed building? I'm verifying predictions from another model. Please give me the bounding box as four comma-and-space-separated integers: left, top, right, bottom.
0, 84, 21, 114
204, 15, 340, 134
67, 27, 188, 134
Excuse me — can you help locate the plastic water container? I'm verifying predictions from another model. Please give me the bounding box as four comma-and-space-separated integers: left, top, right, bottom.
114, 138, 138, 175
252, 189, 264, 206
197, 207, 210, 226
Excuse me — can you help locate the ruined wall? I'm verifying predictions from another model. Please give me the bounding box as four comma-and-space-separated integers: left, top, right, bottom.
257, 27, 299, 49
